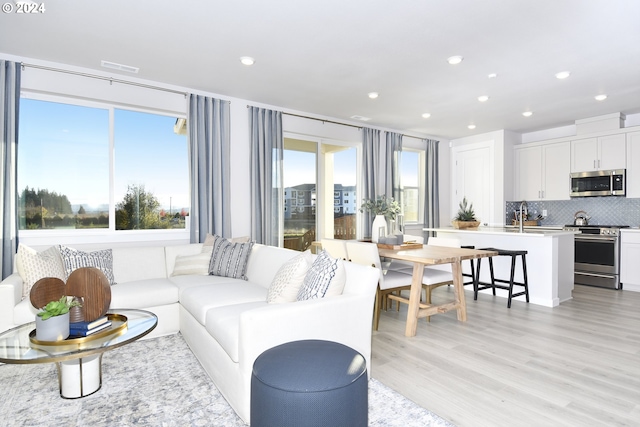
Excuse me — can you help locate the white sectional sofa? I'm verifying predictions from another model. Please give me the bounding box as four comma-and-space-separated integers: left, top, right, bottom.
0, 242, 379, 423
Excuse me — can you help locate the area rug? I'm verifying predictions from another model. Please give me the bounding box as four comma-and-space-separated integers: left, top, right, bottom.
0, 333, 454, 426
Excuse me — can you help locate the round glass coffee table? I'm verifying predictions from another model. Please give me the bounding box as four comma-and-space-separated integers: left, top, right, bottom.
0, 308, 157, 398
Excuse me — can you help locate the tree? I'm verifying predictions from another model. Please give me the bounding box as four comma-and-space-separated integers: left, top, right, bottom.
115, 184, 167, 230
78, 205, 86, 215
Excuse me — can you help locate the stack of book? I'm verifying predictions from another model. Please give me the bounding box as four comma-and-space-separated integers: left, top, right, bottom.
69, 316, 112, 337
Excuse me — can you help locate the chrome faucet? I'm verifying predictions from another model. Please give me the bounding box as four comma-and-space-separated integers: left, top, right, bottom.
519, 200, 528, 233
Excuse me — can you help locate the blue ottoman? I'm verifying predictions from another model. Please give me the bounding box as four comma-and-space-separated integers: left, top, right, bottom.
251, 340, 368, 427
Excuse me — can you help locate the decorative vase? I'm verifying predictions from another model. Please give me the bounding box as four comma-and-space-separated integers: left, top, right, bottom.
371, 215, 388, 243
451, 220, 480, 229
35, 312, 70, 342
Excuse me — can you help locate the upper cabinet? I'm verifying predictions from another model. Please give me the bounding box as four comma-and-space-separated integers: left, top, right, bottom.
514, 141, 570, 201
625, 131, 640, 198
570, 134, 626, 172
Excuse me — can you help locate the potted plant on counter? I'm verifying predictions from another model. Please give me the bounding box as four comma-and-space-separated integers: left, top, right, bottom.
35, 296, 82, 341
452, 197, 480, 229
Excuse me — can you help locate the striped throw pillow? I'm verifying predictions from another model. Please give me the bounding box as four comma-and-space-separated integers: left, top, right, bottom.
208, 235, 254, 280
58, 246, 116, 285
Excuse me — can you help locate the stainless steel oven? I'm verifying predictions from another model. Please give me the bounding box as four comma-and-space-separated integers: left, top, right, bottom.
564, 225, 628, 289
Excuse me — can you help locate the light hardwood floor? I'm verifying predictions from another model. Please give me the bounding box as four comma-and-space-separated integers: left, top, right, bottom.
371, 285, 640, 427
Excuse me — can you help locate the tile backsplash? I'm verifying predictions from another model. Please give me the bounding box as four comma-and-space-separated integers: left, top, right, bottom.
506, 197, 640, 227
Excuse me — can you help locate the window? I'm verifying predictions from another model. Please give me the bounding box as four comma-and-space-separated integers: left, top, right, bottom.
18, 96, 188, 232
283, 139, 316, 251
400, 150, 421, 223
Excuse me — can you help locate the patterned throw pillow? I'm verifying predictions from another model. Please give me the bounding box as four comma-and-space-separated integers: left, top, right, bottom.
58, 246, 116, 285
208, 234, 254, 280
16, 244, 66, 299
171, 251, 212, 276
202, 233, 250, 253
297, 250, 346, 301
267, 250, 313, 303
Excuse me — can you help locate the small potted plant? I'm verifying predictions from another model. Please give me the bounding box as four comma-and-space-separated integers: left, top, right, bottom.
452, 197, 480, 229
360, 196, 402, 242
35, 296, 82, 341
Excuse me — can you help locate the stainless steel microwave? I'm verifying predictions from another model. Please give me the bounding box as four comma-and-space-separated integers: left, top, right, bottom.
570, 169, 625, 197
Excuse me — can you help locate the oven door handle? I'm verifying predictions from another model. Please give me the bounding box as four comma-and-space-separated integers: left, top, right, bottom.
575, 236, 617, 242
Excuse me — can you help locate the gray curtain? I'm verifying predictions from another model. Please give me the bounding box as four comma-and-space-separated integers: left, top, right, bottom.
384, 131, 403, 205
362, 127, 381, 238
187, 94, 231, 243
1, 60, 20, 280
249, 106, 283, 247
424, 139, 440, 236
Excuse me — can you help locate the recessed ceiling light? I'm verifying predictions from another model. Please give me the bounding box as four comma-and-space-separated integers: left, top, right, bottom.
350, 115, 371, 122
468, 124, 476, 130
488, 73, 498, 79
421, 113, 431, 119
368, 92, 379, 99
595, 94, 608, 101
100, 60, 139, 74
478, 95, 489, 102
447, 55, 464, 65
522, 111, 533, 117
240, 56, 255, 66
555, 71, 571, 79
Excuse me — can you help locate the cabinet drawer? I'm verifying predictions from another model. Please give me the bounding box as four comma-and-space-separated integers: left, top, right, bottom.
621, 231, 640, 244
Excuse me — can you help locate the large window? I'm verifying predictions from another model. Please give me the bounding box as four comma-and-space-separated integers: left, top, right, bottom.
283, 139, 316, 251
18, 97, 188, 232
400, 150, 421, 223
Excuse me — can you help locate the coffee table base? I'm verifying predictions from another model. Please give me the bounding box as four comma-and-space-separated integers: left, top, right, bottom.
56, 354, 103, 398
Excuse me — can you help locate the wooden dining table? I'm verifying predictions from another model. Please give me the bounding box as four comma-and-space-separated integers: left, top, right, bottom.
377, 245, 497, 337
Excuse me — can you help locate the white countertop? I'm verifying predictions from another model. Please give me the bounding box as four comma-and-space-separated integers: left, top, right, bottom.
424, 226, 577, 237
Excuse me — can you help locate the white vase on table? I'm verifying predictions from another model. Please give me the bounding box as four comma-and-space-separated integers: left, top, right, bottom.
371, 214, 388, 243
35, 312, 70, 341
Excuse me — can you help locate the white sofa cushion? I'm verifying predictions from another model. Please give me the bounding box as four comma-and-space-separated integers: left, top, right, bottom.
58, 246, 116, 285
180, 282, 267, 325
267, 250, 312, 303
208, 235, 254, 280
13, 297, 39, 325
109, 279, 179, 309
15, 244, 66, 299
245, 244, 300, 289
297, 250, 346, 300
205, 301, 267, 362
112, 246, 168, 283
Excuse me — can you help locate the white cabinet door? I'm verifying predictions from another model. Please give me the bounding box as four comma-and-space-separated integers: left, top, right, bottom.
571, 138, 598, 172
626, 131, 640, 198
621, 232, 640, 286
514, 145, 542, 200
542, 142, 570, 200
453, 144, 492, 226
598, 134, 626, 170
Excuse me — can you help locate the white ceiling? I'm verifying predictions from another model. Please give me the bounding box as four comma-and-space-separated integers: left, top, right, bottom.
1, 0, 639, 140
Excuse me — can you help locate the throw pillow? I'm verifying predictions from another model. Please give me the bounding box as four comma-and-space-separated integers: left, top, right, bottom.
208, 234, 254, 280
202, 233, 250, 253
16, 244, 66, 299
58, 246, 116, 285
171, 252, 212, 276
297, 250, 346, 301
267, 250, 313, 303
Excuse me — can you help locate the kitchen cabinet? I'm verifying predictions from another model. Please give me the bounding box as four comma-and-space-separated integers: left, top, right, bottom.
514, 141, 570, 200
624, 131, 640, 198
570, 134, 626, 173
620, 230, 640, 291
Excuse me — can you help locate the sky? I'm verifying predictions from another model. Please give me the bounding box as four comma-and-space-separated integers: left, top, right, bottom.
18, 98, 189, 211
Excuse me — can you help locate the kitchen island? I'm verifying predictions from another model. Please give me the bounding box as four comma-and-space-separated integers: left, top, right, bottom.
424, 226, 576, 307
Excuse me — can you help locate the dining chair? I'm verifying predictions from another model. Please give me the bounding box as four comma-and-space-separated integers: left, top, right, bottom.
320, 238, 349, 261
345, 241, 413, 331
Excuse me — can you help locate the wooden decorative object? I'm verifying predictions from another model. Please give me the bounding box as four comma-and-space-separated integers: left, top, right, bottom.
451, 220, 480, 229
376, 242, 424, 250
66, 267, 111, 322
511, 220, 539, 226
30, 277, 66, 309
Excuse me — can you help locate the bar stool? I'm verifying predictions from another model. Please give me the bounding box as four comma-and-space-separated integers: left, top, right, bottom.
474, 248, 529, 308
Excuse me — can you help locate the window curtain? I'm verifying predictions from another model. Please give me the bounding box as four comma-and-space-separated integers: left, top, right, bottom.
384, 131, 403, 204
424, 139, 440, 235
187, 94, 231, 243
362, 127, 381, 238
1, 61, 20, 280
249, 106, 283, 246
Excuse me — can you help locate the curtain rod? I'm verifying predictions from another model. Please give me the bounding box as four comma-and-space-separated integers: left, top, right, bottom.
21, 62, 189, 97
279, 111, 429, 140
